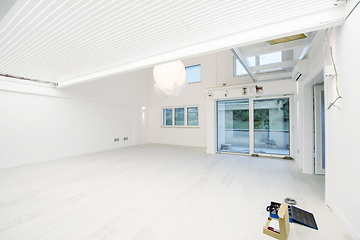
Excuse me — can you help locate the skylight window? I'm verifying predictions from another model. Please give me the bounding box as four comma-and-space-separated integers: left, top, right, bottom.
234, 56, 255, 76
235, 59, 247, 75
259, 51, 282, 65
234, 51, 283, 76
259, 51, 282, 72
247, 56, 256, 67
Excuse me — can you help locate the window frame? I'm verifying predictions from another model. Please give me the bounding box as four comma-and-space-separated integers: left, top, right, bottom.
161, 105, 199, 128
216, 95, 293, 158
174, 107, 185, 126
162, 108, 174, 127
233, 51, 286, 77
185, 64, 201, 84
186, 106, 199, 128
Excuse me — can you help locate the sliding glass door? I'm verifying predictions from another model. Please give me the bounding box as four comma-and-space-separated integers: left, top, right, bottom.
217, 100, 249, 153
253, 98, 290, 155
217, 97, 291, 156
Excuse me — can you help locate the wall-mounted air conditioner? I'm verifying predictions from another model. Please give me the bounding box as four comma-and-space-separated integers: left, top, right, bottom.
292, 59, 310, 81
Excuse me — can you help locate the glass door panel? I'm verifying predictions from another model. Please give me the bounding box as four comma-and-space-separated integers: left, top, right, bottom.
253, 98, 290, 155
314, 85, 325, 174
217, 100, 249, 153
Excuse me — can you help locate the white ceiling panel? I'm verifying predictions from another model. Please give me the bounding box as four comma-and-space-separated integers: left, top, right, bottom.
0, 0, 355, 87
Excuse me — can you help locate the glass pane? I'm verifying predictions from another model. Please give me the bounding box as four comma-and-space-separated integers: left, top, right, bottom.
163, 108, 172, 125
235, 58, 247, 75
247, 56, 256, 67
254, 98, 290, 155
217, 100, 249, 153
321, 90, 325, 169
259, 51, 282, 65
235, 57, 255, 76
186, 65, 201, 83
175, 108, 184, 125
187, 107, 198, 126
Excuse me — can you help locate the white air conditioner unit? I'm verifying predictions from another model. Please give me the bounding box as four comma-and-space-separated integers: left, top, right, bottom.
292, 59, 310, 81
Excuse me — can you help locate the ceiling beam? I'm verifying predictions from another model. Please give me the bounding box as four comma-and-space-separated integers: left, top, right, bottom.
231, 48, 257, 82
250, 59, 300, 72
257, 72, 292, 81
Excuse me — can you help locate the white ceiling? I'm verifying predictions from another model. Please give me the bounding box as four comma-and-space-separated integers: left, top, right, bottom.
0, 0, 355, 87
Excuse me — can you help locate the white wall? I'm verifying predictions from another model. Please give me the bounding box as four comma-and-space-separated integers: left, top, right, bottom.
147, 53, 217, 147
216, 50, 254, 86
148, 50, 297, 150
294, 32, 331, 174
206, 80, 297, 154
295, 6, 360, 238
0, 69, 153, 168
325, 6, 360, 239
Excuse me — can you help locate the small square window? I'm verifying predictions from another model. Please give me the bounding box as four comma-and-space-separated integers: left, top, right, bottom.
185, 64, 201, 83
175, 108, 185, 126
187, 107, 198, 126
163, 108, 173, 126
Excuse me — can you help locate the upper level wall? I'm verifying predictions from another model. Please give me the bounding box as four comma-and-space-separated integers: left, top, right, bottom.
206, 80, 296, 154
148, 50, 297, 148
148, 53, 217, 147
216, 50, 254, 86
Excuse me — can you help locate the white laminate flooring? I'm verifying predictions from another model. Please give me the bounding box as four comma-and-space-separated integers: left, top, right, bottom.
0, 144, 351, 240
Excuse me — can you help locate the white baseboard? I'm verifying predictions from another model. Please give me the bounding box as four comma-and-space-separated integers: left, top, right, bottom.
0, 144, 135, 170
329, 203, 360, 240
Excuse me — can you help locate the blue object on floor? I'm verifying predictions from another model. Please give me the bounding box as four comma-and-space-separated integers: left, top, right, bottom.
266, 201, 318, 229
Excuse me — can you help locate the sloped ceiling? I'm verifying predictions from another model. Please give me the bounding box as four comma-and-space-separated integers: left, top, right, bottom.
0, 0, 354, 87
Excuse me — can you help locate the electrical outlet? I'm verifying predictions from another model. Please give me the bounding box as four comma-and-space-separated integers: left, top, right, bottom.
114, 138, 119, 142
242, 87, 247, 95
124, 137, 128, 141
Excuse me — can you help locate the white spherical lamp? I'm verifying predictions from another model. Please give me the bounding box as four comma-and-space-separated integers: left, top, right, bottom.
153, 60, 187, 96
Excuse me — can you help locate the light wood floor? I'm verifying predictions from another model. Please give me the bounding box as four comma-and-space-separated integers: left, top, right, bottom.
0, 144, 351, 240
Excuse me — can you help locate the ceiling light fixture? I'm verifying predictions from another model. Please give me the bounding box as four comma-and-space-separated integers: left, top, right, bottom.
153, 60, 187, 97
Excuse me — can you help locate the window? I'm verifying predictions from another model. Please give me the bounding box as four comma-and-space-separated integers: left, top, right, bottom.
234, 56, 255, 76
235, 58, 247, 76
163, 108, 173, 126
175, 108, 185, 126
185, 64, 201, 83
234, 51, 283, 76
187, 107, 198, 126
259, 51, 282, 72
259, 51, 281, 65
217, 97, 290, 156
162, 106, 198, 127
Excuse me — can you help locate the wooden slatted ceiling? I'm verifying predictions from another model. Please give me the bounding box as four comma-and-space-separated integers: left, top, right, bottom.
0, 0, 337, 84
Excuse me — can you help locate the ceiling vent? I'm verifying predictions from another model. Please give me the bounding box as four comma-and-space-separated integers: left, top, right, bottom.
292, 59, 310, 81
267, 33, 307, 45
